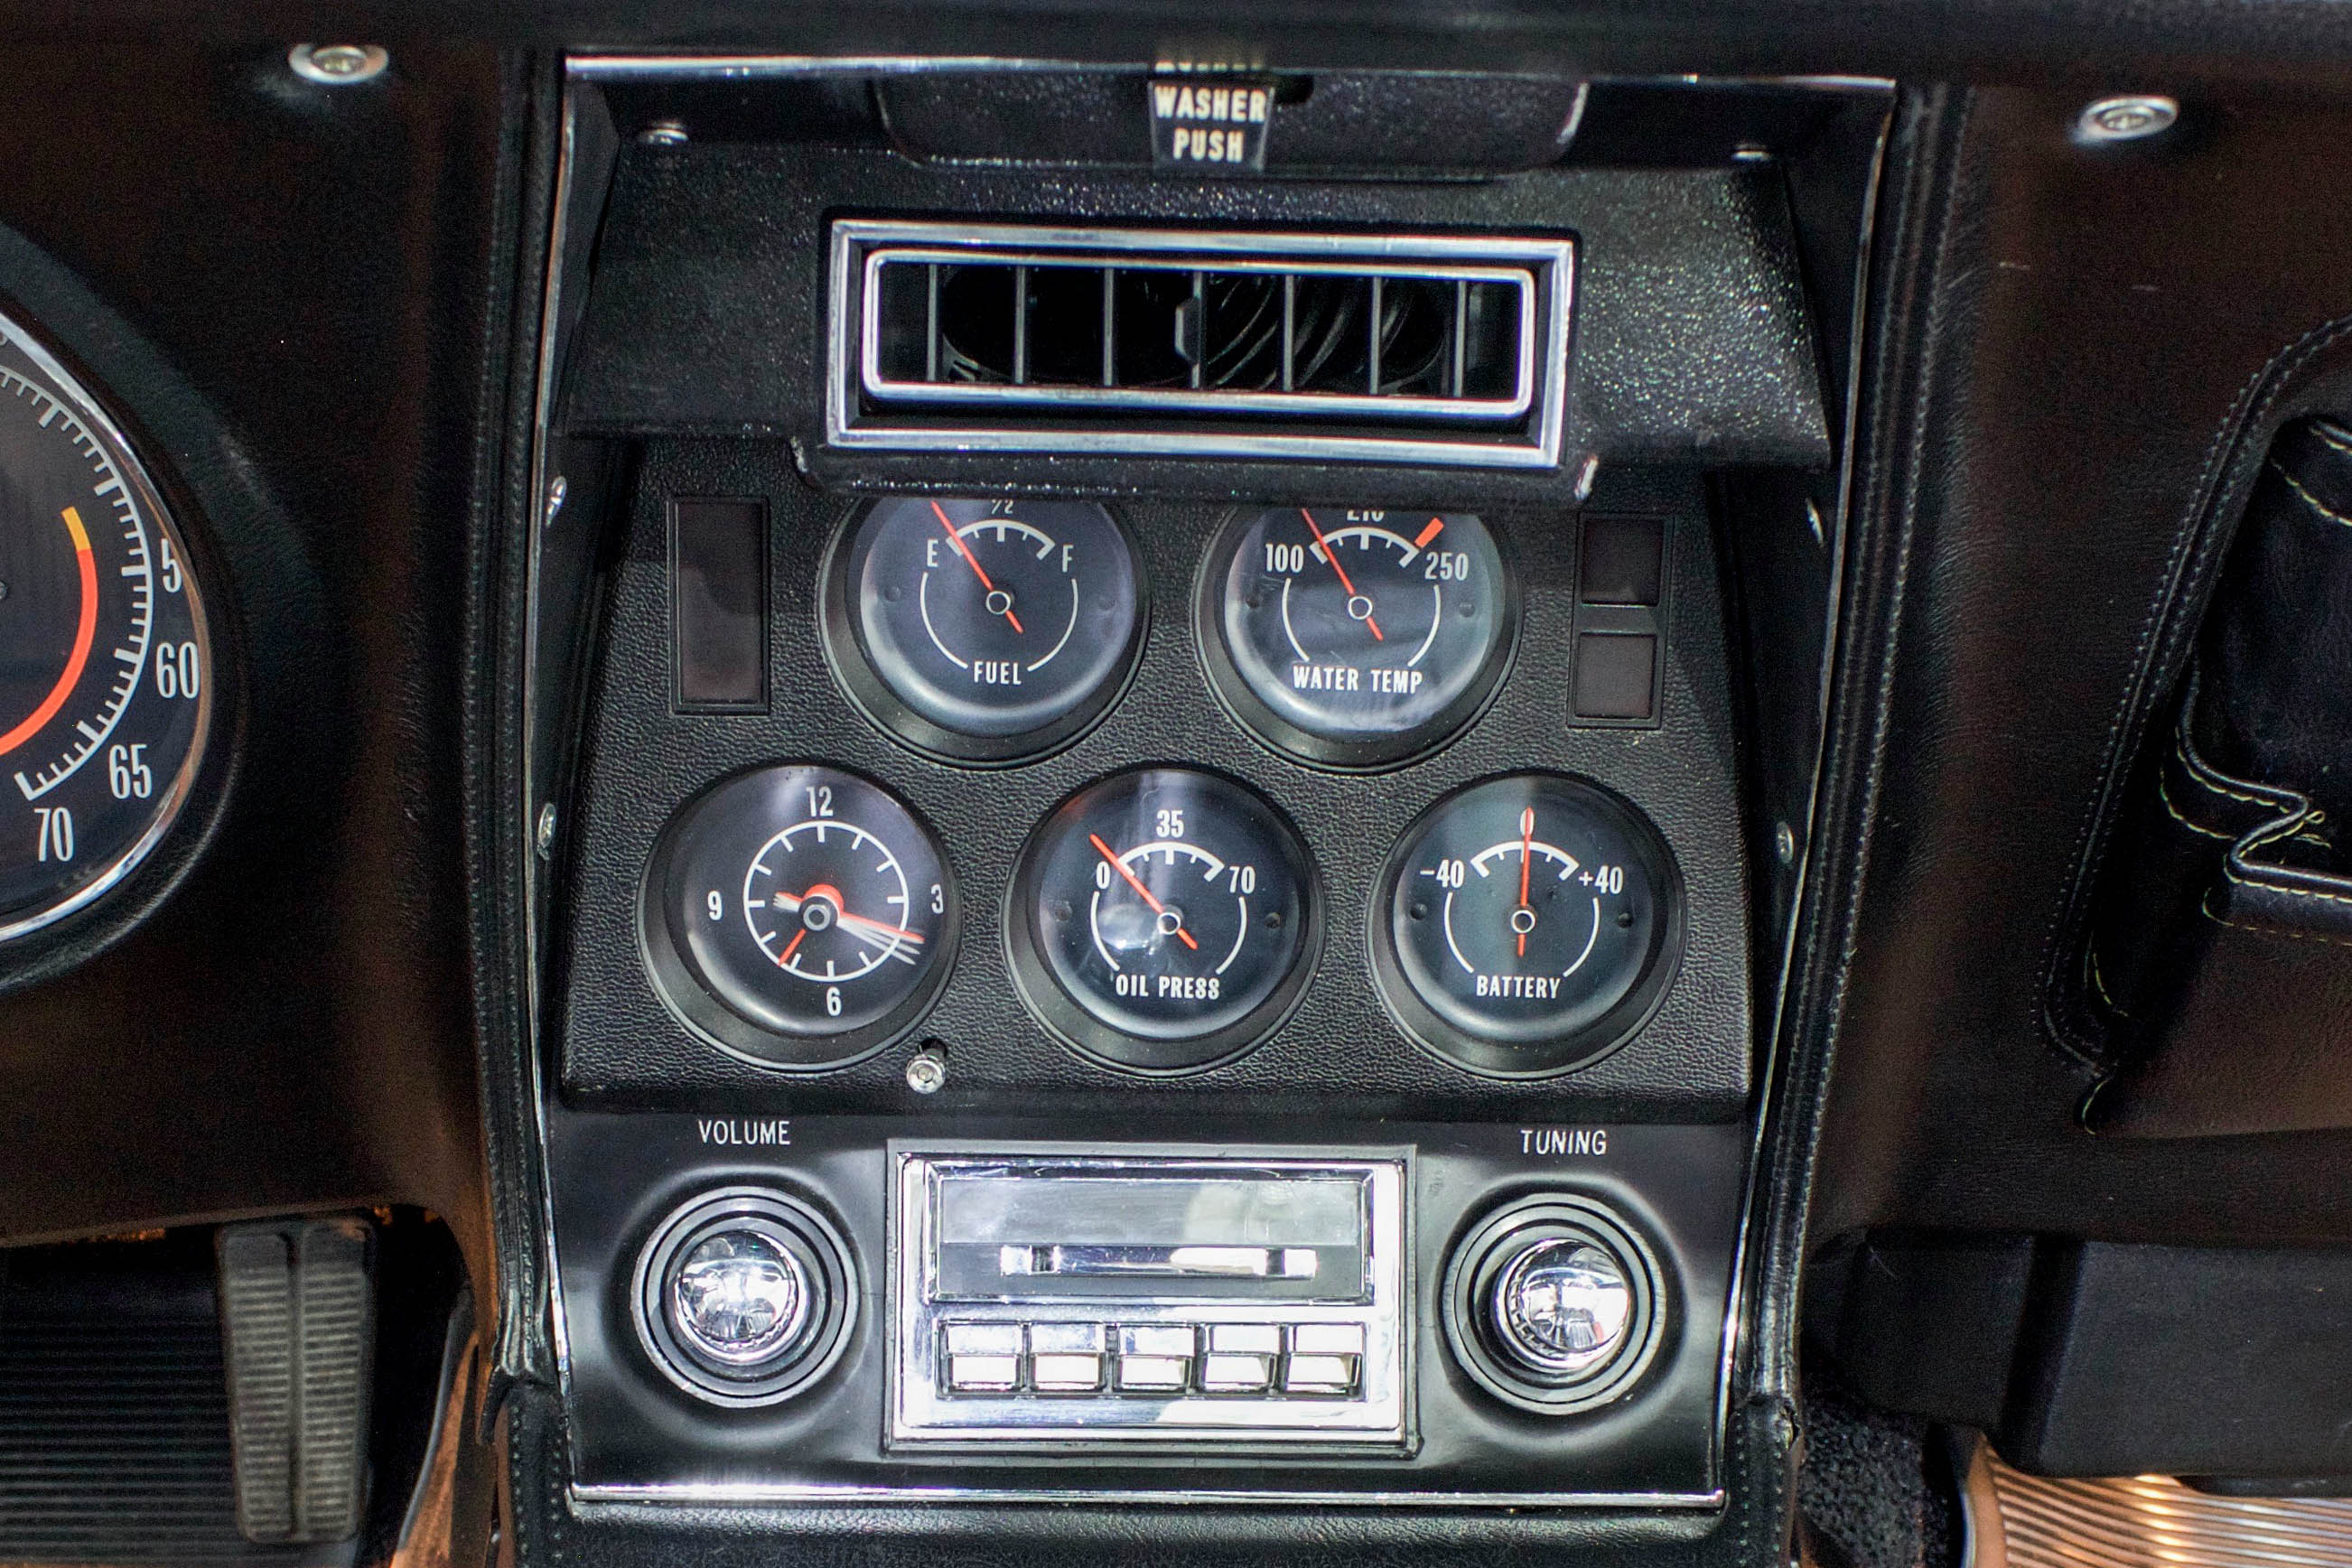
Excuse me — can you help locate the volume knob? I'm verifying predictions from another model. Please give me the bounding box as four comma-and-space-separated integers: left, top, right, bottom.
632, 1188, 858, 1407
669, 1229, 811, 1367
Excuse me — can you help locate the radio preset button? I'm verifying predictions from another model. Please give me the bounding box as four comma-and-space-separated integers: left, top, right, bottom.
1207, 1323, 1283, 1356
1032, 1354, 1106, 1391
1290, 1323, 1366, 1358
943, 1322, 1024, 1356
947, 1355, 1021, 1392
1283, 1354, 1359, 1395
1116, 1357, 1191, 1391
1201, 1353, 1274, 1391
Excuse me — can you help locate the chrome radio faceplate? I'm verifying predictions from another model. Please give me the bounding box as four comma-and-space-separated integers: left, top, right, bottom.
889, 1147, 1411, 1448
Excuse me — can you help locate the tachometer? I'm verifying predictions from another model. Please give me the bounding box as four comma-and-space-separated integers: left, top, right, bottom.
0, 310, 210, 943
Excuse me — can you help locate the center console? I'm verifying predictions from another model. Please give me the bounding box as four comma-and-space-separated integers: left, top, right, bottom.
518, 54, 1887, 1531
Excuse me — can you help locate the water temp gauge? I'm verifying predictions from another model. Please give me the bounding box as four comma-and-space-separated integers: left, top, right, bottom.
1007, 768, 1318, 1073
1200, 506, 1514, 768
641, 764, 957, 1070
823, 497, 1143, 762
1372, 773, 1680, 1077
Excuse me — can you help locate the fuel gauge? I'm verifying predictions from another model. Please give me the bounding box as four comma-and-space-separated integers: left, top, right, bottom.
823, 497, 1143, 762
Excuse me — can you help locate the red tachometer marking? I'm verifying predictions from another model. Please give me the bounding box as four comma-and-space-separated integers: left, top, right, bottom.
1299, 509, 1383, 642
0, 506, 98, 760
1089, 832, 1199, 950
931, 499, 1023, 635
1413, 518, 1446, 549
1517, 807, 1534, 958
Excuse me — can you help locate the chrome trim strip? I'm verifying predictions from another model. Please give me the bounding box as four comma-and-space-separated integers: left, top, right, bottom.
527, 83, 581, 1401
574, 1481, 1729, 1508
826, 219, 1573, 469
569, 55, 1091, 81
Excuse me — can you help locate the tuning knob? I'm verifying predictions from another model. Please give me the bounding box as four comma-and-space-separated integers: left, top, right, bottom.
1442, 1195, 1666, 1415
632, 1188, 857, 1406
1491, 1237, 1632, 1377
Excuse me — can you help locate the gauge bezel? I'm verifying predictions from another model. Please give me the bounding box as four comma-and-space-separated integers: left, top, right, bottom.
817, 496, 1150, 767
0, 303, 219, 953
638, 762, 960, 1073
1368, 772, 1685, 1079
1193, 505, 1522, 772
1003, 765, 1324, 1076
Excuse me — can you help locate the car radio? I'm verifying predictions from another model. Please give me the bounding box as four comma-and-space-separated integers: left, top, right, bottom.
888, 1150, 1410, 1447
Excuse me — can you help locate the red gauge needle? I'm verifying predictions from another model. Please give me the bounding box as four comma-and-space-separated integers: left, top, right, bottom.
778, 930, 806, 965
1517, 807, 1535, 958
1299, 508, 1383, 642
932, 499, 1024, 635
772, 885, 926, 944
1088, 832, 1199, 950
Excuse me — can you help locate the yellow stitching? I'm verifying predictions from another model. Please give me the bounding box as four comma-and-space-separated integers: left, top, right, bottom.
2273, 463, 2352, 528
2305, 422, 2352, 459
2170, 738, 2291, 807
2222, 864, 2352, 906
2211, 913, 2352, 952
2155, 770, 2234, 839
2086, 945, 2133, 1020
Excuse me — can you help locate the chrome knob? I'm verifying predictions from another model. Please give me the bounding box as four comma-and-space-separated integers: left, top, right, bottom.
1490, 1237, 1630, 1377
667, 1228, 810, 1367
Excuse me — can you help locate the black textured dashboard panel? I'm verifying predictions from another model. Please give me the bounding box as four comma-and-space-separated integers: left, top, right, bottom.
545, 1113, 1741, 1500
552, 457, 1752, 1116
561, 139, 1832, 497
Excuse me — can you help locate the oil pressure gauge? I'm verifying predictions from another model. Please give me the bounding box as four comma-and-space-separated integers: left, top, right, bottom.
1200, 506, 1515, 768
1372, 774, 1680, 1077
822, 497, 1143, 763
1007, 768, 1319, 1074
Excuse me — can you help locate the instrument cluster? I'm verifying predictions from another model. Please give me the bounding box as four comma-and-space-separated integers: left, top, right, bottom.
638, 496, 1684, 1081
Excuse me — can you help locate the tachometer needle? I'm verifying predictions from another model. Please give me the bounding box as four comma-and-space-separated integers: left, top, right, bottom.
1089, 832, 1199, 950
1517, 807, 1535, 958
932, 499, 1024, 635
1300, 508, 1383, 642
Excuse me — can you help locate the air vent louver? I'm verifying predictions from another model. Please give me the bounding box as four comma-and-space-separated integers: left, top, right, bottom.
830, 221, 1573, 468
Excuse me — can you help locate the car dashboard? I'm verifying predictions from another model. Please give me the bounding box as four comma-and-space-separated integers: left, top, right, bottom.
4, 20, 2352, 1568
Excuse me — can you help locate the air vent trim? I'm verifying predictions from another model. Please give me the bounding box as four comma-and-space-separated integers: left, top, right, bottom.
826, 220, 1575, 470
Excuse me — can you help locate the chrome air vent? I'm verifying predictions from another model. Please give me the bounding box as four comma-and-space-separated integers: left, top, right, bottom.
827, 221, 1575, 469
